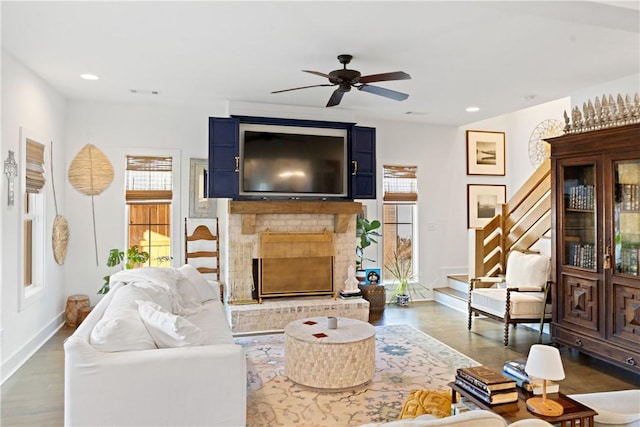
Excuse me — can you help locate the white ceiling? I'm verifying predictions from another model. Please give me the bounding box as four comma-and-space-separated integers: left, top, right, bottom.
2, 1, 639, 126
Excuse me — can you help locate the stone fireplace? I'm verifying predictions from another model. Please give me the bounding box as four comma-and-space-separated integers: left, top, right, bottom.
224, 200, 362, 304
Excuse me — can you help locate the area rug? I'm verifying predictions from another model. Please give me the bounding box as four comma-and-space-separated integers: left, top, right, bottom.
235, 324, 480, 426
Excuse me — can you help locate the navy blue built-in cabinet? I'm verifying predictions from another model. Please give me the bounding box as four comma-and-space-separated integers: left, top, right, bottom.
207, 116, 377, 200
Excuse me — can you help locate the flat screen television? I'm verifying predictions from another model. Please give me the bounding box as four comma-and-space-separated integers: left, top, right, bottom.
239, 123, 348, 199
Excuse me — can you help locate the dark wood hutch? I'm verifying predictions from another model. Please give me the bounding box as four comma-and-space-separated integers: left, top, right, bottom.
548, 121, 640, 374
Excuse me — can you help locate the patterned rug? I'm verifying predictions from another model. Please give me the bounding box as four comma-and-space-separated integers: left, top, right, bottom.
235, 324, 479, 426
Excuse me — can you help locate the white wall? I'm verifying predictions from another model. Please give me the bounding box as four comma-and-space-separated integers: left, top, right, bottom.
1, 51, 68, 383
63, 101, 227, 303
462, 97, 571, 198
356, 119, 465, 296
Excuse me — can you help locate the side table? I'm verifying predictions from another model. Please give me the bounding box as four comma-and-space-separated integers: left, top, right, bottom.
358, 284, 385, 313
449, 381, 597, 427
65, 294, 90, 327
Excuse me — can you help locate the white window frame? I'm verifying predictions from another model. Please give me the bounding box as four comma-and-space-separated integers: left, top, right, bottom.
18, 128, 47, 310
382, 202, 418, 283
122, 148, 181, 266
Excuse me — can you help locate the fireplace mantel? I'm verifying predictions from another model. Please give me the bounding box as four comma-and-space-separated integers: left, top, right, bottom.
229, 201, 362, 234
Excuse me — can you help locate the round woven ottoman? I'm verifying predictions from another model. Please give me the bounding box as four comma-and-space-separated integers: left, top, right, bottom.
284, 316, 376, 390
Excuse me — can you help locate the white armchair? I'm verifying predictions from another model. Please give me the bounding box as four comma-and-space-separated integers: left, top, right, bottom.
468, 250, 552, 346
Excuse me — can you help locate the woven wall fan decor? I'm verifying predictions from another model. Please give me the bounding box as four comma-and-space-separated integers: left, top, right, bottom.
68, 144, 114, 265
50, 141, 69, 265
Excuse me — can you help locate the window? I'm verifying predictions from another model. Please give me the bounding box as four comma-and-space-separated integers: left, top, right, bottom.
125, 155, 173, 267
20, 135, 47, 308
382, 165, 417, 282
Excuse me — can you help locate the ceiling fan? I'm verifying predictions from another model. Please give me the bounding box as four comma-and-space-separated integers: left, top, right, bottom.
272, 54, 411, 107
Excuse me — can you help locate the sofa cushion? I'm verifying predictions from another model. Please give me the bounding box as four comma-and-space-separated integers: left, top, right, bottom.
177, 264, 219, 302
187, 300, 234, 345
137, 300, 205, 348
89, 285, 156, 351
470, 288, 550, 319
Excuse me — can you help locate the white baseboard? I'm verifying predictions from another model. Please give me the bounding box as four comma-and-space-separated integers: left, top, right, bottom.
1, 312, 64, 385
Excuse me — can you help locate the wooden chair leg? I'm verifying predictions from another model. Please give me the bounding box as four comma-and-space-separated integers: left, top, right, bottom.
504, 321, 509, 346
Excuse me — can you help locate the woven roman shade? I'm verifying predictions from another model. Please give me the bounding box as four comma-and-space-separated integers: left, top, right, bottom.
383, 165, 418, 202
25, 139, 45, 194
125, 155, 173, 203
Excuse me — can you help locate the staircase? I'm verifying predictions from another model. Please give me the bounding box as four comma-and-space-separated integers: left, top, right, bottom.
434, 274, 468, 312
434, 158, 552, 311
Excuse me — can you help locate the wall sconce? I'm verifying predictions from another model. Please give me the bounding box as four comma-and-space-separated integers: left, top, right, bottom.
4, 150, 18, 206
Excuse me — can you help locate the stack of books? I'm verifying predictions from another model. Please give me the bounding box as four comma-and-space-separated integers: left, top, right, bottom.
339, 289, 362, 299
455, 366, 518, 405
502, 359, 559, 395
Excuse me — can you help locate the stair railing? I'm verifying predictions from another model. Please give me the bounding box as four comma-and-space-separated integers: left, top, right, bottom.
469, 158, 551, 279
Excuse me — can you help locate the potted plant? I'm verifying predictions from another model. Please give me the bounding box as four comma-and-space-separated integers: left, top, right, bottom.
99, 245, 150, 294
385, 249, 414, 306
356, 217, 382, 283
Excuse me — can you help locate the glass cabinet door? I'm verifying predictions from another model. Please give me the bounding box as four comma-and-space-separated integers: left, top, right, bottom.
562, 164, 597, 270
614, 159, 640, 276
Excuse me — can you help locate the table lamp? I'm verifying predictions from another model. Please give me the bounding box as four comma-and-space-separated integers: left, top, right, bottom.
524, 344, 565, 416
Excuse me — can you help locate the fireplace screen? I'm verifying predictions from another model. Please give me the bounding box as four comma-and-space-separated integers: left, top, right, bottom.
259, 231, 334, 301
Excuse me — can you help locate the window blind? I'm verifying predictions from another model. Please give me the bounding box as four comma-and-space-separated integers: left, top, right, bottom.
383, 165, 418, 202
125, 155, 173, 203
25, 139, 45, 194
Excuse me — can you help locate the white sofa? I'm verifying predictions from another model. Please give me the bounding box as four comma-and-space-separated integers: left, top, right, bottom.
569, 390, 640, 427
64, 265, 246, 427
361, 410, 554, 426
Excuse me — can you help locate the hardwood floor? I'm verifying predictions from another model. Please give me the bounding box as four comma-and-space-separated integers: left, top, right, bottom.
2, 301, 638, 426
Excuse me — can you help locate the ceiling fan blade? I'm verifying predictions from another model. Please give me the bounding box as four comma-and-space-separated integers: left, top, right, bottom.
358, 71, 411, 84
271, 83, 334, 94
358, 84, 409, 101
326, 89, 345, 107
302, 70, 333, 79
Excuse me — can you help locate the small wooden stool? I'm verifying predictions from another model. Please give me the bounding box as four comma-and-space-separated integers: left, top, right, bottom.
65, 294, 90, 327
76, 306, 94, 326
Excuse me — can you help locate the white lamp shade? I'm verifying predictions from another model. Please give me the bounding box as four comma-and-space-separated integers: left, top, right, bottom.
525, 344, 565, 381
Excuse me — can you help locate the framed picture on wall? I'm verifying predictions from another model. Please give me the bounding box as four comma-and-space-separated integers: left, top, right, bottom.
467, 184, 506, 228
189, 158, 216, 218
466, 130, 506, 176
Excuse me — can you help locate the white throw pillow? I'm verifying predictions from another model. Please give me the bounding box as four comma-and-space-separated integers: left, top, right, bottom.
505, 251, 550, 289
130, 281, 173, 312
177, 264, 219, 302
176, 275, 203, 309
110, 267, 187, 314
90, 285, 157, 351
137, 300, 205, 348
90, 316, 157, 352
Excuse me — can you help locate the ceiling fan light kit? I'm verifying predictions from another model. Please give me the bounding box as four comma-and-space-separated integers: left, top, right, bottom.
272, 54, 411, 107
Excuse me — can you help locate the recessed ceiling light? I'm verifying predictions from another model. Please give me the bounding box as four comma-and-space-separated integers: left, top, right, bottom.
80, 73, 99, 81
466, 106, 480, 112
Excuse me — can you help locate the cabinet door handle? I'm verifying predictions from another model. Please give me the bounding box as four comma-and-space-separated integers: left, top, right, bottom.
626, 357, 636, 366
235, 156, 240, 173
352, 160, 358, 176
575, 339, 583, 347
603, 245, 612, 269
